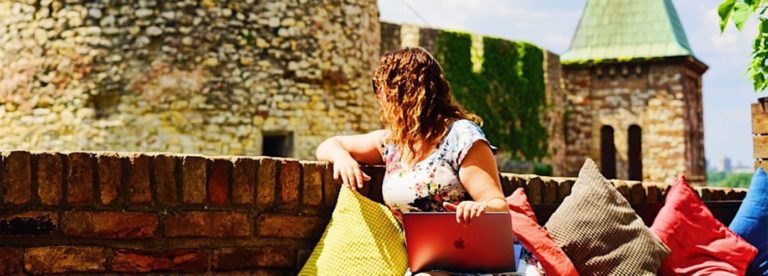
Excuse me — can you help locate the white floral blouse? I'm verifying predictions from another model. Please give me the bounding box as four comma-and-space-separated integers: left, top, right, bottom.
379, 119, 496, 217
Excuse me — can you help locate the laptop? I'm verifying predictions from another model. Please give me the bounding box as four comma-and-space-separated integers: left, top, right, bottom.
402, 212, 517, 273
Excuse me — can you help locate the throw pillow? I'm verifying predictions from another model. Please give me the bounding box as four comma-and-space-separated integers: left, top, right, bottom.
651, 176, 757, 275
730, 168, 768, 275
299, 186, 408, 275
544, 159, 669, 275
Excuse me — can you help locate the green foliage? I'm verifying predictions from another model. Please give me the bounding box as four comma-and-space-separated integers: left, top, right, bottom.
434, 31, 549, 161
718, 0, 768, 91
707, 170, 753, 188
533, 163, 554, 177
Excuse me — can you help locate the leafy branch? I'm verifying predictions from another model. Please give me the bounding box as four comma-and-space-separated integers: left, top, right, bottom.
719, 0, 768, 91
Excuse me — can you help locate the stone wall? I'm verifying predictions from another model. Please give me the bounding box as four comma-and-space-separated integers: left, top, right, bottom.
0, 150, 744, 274
0, 0, 381, 160
379, 22, 568, 175
562, 58, 707, 183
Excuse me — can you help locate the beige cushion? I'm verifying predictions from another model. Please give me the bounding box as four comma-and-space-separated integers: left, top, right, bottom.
544, 159, 669, 275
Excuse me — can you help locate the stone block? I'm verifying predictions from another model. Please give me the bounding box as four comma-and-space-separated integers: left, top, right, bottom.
279, 159, 300, 210
301, 161, 324, 208
0, 248, 23, 274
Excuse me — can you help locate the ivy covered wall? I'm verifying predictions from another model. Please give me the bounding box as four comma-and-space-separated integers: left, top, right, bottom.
433, 31, 549, 162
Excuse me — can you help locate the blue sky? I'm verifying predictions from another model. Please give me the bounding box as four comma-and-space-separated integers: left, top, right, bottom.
379, 0, 762, 169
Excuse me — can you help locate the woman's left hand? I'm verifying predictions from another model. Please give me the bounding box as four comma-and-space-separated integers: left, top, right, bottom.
443, 200, 487, 224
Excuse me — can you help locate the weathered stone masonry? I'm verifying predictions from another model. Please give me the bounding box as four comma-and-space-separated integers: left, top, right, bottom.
0, 150, 745, 274
562, 58, 707, 183
0, 0, 381, 160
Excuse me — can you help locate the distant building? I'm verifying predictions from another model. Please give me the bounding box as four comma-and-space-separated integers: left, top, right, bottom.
561, 0, 707, 183
719, 157, 733, 172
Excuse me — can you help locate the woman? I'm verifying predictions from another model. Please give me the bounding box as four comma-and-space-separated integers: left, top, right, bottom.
315, 47, 516, 274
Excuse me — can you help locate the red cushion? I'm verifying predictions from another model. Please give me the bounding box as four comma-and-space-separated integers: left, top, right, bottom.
651, 177, 757, 275
507, 188, 579, 276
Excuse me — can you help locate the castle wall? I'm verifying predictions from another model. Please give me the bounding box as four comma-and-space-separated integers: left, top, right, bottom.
562, 59, 706, 183
380, 22, 567, 175
0, 0, 381, 159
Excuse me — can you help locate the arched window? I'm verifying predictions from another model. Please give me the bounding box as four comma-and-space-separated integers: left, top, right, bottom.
628, 125, 642, 180
600, 125, 616, 179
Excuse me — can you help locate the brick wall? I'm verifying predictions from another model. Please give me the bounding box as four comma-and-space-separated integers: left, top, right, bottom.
0, 150, 745, 274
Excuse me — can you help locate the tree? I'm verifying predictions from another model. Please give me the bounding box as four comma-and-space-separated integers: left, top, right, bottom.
719, 0, 768, 91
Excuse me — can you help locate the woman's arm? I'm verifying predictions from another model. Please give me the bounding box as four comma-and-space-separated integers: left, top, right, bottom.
315, 129, 387, 190
444, 140, 507, 223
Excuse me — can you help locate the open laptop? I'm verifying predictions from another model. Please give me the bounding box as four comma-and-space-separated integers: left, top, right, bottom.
402, 212, 517, 273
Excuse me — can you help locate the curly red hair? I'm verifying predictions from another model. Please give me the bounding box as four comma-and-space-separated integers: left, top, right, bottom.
373, 47, 481, 165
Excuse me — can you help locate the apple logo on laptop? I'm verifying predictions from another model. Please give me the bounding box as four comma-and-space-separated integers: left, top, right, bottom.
454, 238, 465, 249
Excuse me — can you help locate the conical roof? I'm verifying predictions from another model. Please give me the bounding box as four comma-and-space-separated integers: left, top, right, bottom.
561, 0, 694, 63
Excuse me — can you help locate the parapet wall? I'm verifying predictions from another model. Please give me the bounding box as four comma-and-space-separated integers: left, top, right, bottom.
0, 150, 745, 274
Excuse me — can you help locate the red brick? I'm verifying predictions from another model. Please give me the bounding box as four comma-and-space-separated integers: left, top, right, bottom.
208, 158, 230, 205
0, 248, 23, 274
323, 163, 342, 209
97, 153, 121, 205
362, 165, 385, 203
36, 152, 62, 205
301, 162, 324, 207
24, 246, 106, 274
67, 152, 94, 205
153, 155, 178, 206
2, 151, 31, 205
213, 247, 295, 270
527, 177, 543, 205
126, 154, 151, 204
111, 248, 208, 273
62, 211, 157, 239
256, 158, 276, 207
297, 249, 312, 270
182, 156, 207, 204
279, 159, 300, 210
0, 211, 58, 236
232, 158, 256, 205
257, 214, 327, 239
164, 211, 251, 238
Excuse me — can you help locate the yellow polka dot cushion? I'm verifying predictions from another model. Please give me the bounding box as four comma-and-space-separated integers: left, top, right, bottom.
299, 186, 408, 275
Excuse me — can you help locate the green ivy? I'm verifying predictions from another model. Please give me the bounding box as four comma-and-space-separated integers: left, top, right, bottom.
434, 31, 549, 161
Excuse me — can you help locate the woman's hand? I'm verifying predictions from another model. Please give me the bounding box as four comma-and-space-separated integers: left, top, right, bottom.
443, 200, 487, 224
332, 155, 371, 191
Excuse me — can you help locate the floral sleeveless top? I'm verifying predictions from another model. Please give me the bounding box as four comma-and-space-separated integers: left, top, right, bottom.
378, 119, 497, 216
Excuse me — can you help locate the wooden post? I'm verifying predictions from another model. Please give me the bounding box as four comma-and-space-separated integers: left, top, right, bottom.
753, 101, 768, 171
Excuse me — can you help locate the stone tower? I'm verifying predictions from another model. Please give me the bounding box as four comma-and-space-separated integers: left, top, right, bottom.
0, 0, 381, 160
561, 0, 707, 183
